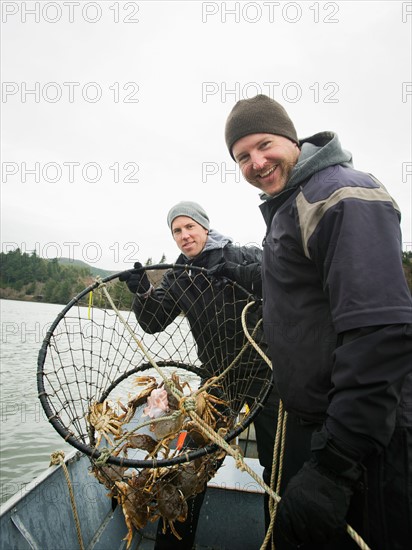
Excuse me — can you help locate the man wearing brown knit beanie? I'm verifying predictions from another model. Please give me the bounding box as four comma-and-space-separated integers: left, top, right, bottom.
225, 94, 412, 550
225, 94, 300, 198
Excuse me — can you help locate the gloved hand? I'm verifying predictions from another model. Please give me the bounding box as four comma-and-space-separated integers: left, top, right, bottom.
207, 261, 262, 297
207, 261, 239, 281
277, 430, 363, 545
118, 262, 151, 295
277, 459, 353, 544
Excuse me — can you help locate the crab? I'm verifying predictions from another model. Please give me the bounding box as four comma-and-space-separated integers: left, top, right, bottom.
115, 470, 154, 549
171, 460, 207, 499
90, 448, 127, 493
179, 380, 230, 445
192, 388, 228, 429
155, 478, 188, 540
118, 373, 191, 449
150, 411, 184, 442
129, 374, 229, 452
117, 433, 158, 457
87, 400, 124, 447
89, 372, 234, 547
152, 455, 225, 540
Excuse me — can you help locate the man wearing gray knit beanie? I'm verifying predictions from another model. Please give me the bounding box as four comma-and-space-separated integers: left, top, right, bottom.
167, 200, 210, 231
120, 199, 280, 550
166, 201, 210, 259
224, 94, 412, 550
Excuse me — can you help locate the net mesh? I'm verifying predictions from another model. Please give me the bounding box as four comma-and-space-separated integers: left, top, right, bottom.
37, 264, 272, 545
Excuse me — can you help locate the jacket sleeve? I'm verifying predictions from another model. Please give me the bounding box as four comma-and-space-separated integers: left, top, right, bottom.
326, 323, 412, 458
132, 273, 182, 334
306, 184, 412, 457
227, 245, 263, 297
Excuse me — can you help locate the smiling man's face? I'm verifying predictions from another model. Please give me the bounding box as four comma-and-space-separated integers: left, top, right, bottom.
171, 216, 208, 258
232, 133, 300, 196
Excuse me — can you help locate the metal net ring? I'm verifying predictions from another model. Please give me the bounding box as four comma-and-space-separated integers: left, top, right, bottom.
37, 264, 273, 468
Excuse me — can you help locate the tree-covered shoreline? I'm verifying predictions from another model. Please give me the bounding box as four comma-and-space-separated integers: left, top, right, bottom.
1, 249, 411, 306
0, 249, 167, 305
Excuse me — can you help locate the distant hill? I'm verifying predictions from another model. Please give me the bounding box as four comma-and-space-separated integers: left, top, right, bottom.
0, 249, 93, 304
1, 248, 410, 305
57, 257, 116, 278
0, 249, 169, 305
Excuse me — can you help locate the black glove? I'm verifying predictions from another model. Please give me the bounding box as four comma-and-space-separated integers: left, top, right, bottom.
208, 261, 262, 297
207, 261, 239, 281
277, 430, 363, 545
118, 262, 151, 295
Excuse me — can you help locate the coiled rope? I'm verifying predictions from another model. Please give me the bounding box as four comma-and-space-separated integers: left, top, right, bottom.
49, 451, 85, 550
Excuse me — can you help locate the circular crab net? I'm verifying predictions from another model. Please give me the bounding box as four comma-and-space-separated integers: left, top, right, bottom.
37, 264, 273, 544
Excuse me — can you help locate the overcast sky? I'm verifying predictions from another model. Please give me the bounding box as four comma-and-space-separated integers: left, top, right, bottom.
1, 0, 411, 272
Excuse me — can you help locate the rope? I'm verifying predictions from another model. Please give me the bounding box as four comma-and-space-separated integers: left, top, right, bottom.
242, 299, 280, 550
93, 447, 112, 466
49, 451, 85, 550
240, 301, 272, 369
239, 302, 372, 550
192, 311, 264, 399
95, 278, 372, 550
108, 410, 184, 457
95, 277, 262, 451
260, 403, 288, 550
96, 280, 183, 398
97, 277, 256, 403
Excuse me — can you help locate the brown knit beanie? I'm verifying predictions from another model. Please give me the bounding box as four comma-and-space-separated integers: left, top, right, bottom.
225, 94, 299, 160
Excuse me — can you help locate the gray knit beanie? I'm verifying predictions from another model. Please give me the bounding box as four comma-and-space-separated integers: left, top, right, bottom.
167, 201, 210, 230
225, 94, 299, 160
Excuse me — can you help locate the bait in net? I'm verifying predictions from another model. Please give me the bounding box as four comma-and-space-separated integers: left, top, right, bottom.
37, 264, 273, 545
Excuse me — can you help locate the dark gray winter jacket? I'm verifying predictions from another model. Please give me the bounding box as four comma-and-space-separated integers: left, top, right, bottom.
260, 131, 412, 458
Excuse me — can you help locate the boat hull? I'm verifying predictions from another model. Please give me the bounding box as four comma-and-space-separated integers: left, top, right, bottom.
1, 451, 266, 549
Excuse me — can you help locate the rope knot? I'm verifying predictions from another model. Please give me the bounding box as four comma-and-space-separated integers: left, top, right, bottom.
234, 451, 246, 471
49, 450, 65, 466
95, 447, 112, 465
180, 396, 197, 413
166, 379, 184, 399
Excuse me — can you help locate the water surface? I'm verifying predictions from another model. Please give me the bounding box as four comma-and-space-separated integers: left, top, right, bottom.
1, 299, 73, 504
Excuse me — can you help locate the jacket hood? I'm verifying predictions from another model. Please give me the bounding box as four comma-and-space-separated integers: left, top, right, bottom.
203, 228, 233, 252
260, 131, 353, 201
177, 229, 232, 262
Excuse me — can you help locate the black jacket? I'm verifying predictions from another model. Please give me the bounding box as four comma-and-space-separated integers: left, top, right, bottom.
261, 159, 412, 458
132, 243, 269, 380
